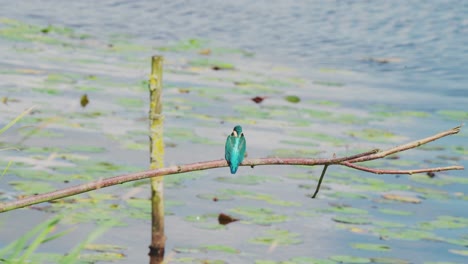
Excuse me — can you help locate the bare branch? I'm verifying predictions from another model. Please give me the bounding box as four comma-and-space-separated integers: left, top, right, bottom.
0, 127, 464, 213
348, 125, 462, 163
243, 148, 379, 167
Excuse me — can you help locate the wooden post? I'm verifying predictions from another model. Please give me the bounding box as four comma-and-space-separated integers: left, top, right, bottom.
148, 56, 165, 263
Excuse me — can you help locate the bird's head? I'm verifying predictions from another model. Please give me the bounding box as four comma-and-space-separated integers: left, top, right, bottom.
231, 125, 243, 137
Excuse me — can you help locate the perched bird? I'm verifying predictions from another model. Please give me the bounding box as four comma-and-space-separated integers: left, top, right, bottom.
225, 125, 246, 174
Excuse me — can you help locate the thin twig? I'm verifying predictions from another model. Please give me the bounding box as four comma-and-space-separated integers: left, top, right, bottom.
244, 149, 379, 167
342, 162, 464, 175
348, 126, 461, 163
311, 165, 329, 198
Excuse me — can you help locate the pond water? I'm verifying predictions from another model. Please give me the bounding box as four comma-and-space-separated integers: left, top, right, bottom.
0, 1, 467, 263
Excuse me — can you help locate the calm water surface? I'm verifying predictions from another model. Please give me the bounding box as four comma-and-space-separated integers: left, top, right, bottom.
3, 0, 467, 99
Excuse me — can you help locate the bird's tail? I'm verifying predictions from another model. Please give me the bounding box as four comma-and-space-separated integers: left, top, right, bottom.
230, 164, 238, 174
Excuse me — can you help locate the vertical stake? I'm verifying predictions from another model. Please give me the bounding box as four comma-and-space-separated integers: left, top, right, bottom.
148, 56, 165, 263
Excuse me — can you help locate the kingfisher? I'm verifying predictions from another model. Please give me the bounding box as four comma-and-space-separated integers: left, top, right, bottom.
225, 125, 246, 174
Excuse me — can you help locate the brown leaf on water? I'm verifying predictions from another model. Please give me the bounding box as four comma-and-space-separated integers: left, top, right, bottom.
218, 213, 239, 225
80, 94, 89, 108
251, 96, 266, 104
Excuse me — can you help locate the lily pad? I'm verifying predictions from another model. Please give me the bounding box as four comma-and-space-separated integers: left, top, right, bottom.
173, 247, 201, 254
213, 189, 300, 206
196, 193, 234, 201
329, 255, 370, 263
9, 180, 55, 194
45, 73, 77, 84
201, 245, 239, 254
309, 100, 341, 107
347, 128, 403, 143
437, 110, 468, 121
157, 38, 207, 52
66, 145, 106, 153
374, 228, 440, 241
284, 95, 301, 103
332, 216, 371, 225
189, 58, 235, 70
184, 213, 219, 224
250, 229, 302, 245
417, 216, 468, 230
116, 97, 144, 108
229, 206, 288, 225
84, 243, 126, 252
326, 192, 370, 200
321, 204, 369, 215
313, 81, 345, 87
301, 108, 333, 119
452, 145, 468, 155
373, 220, 406, 228
351, 243, 391, 251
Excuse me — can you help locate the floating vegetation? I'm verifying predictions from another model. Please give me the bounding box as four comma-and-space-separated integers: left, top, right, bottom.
230, 206, 289, 225
347, 128, 404, 143
417, 216, 468, 230
313, 80, 345, 87
374, 227, 440, 241
188, 58, 235, 70
250, 229, 302, 245
350, 243, 391, 252
200, 244, 239, 254
284, 95, 301, 103
437, 110, 468, 121
328, 255, 370, 263
321, 204, 369, 215
332, 216, 371, 225
115, 97, 145, 108
9, 180, 55, 195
